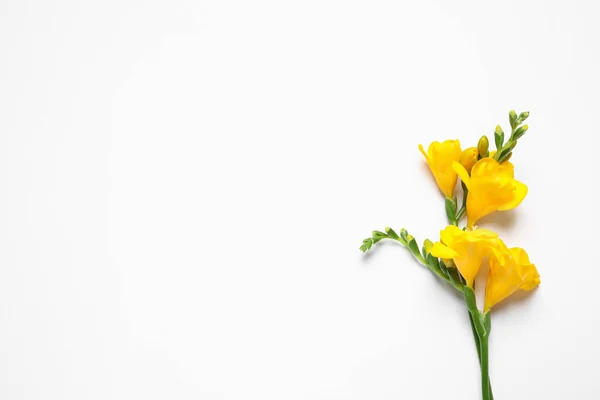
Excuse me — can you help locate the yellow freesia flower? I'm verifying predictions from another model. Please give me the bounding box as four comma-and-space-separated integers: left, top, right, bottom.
429, 225, 498, 287
453, 158, 528, 227
484, 243, 540, 312
419, 140, 462, 198
459, 147, 478, 174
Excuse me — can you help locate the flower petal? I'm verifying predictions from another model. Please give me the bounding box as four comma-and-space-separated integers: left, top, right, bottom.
497, 180, 528, 211
418, 144, 428, 160
430, 242, 459, 259
452, 161, 471, 189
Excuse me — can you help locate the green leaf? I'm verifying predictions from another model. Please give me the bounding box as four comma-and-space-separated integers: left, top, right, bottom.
445, 197, 457, 224
372, 230, 387, 238
494, 125, 504, 150
359, 238, 374, 252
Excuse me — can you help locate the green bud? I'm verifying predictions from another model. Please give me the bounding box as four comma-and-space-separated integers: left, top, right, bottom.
518, 111, 530, 123
423, 239, 434, 254
494, 125, 504, 149
426, 253, 441, 273
509, 110, 518, 129
400, 228, 408, 242
477, 135, 489, 157
385, 227, 399, 240
512, 124, 529, 140
407, 237, 420, 258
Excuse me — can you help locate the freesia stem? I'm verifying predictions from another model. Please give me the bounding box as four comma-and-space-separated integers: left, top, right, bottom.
469, 312, 494, 400
463, 288, 493, 400
480, 333, 490, 400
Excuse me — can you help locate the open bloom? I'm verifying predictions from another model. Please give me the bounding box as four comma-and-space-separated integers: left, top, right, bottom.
419, 140, 462, 198
484, 243, 540, 312
429, 225, 499, 287
453, 158, 528, 227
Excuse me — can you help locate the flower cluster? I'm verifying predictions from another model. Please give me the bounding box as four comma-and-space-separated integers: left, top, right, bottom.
360, 110, 540, 400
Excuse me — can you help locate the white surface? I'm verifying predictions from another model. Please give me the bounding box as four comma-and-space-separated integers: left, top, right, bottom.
1, 0, 599, 399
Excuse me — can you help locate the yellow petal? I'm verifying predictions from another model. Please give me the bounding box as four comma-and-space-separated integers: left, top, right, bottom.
418, 144, 428, 160
430, 242, 459, 259
497, 180, 528, 211
464, 158, 528, 226
439, 225, 462, 247
452, 161, 471, 189
484, 245, 540, 311
432, 225, 500, 288
419, 140, 462, 198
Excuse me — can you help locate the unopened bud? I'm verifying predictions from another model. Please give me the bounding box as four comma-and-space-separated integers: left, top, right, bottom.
509, 110, 518, 130
460, 147, 478, 173
518, 111, 530, 122
512, 124, 529, 140
424, 239, 433, 254
477, 135, 489, 158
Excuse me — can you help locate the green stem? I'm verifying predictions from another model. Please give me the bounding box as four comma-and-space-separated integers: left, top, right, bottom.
480, 334, 490, 400
468, 312, 481, 360
463, 288, 493, 400
469, 312, 494, 399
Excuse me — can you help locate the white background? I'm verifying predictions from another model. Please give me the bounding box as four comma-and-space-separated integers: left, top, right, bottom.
1, 0, 599, 399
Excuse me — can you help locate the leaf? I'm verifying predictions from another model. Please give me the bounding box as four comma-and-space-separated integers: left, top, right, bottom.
445, 197, 457, 224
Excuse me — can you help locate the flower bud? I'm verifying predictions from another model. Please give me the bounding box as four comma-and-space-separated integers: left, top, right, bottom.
509, 110, 518, 128
459, 147, 478, 173
477, 135, 489, 158
513, 124, 529, 140
494, 125, 505, 149
518, 111, 530, 123
424, 239, 434, 254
